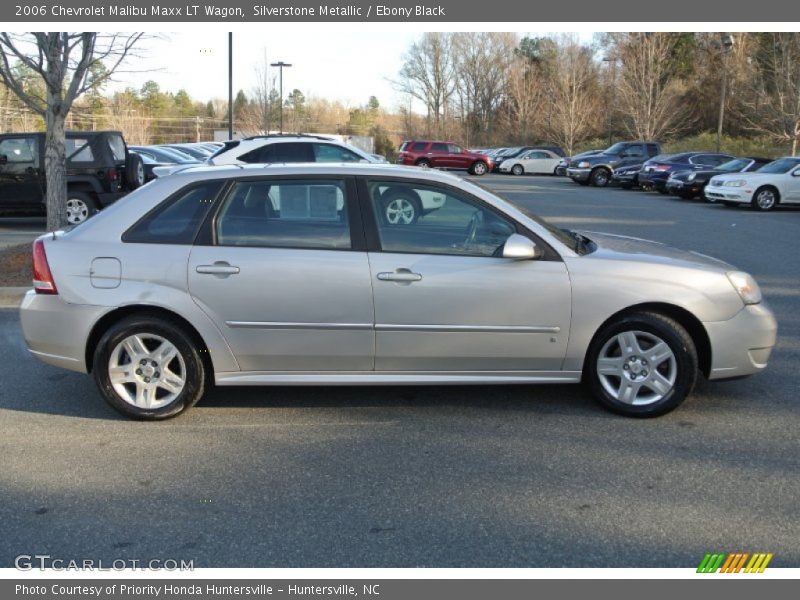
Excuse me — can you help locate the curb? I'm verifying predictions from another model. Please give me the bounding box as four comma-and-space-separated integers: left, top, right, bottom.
0, 287, 28, 308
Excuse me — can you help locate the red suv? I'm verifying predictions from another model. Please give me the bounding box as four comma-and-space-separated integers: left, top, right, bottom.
397, 140, 493, 176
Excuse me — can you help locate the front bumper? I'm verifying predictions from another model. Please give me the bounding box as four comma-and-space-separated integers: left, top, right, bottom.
566, 167, 591, 182
20, 291, 110, 373
704, 185, 749, 204
666, 178, 702, 197
705, 302, 778, 380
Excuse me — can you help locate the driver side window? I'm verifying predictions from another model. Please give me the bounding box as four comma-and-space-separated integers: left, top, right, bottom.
367, 181, 515, 258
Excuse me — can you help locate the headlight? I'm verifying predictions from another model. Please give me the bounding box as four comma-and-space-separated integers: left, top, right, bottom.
687, 173, 696, 182
577, 161, 591, 168
724, 180, 747, 187
727, 271, 762, 305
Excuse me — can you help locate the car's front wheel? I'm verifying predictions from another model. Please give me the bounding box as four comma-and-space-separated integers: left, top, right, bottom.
752, 186, 779, 211
590, 167, 611, 187
93, 315, 206, 420
511, 164, 524, 176
586, 312, 698, 417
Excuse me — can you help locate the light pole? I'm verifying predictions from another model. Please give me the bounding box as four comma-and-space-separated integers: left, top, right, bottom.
717, 33, 735, 153
227, 33, 233, 140
270, 61, 292, 133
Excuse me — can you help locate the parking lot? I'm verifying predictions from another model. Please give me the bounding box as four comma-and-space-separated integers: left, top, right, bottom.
1, 174, 798, 568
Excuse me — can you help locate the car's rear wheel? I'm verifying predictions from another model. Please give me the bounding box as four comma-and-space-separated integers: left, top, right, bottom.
586, 312, 697, 417
470, 161, 488, 176
752, 186, 779, 211
416, 158, 431, 169
590, 167, 611, 187
65, 192, 98, 225
93, 315, 206, 420
511, 164, 524, 176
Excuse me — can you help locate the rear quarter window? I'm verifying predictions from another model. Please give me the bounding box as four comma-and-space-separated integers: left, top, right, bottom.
123, 180, 224, 244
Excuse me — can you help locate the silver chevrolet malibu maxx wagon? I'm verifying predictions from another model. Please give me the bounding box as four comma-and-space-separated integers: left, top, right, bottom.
20, 163, 777, 419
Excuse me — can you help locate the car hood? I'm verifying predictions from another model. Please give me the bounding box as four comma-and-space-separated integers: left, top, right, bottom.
708, 172, 775, 185
580, 231, 734, 272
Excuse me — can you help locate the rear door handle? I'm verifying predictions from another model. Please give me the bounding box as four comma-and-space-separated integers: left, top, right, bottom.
377, 270, 422, 282
196, 262, 240, 276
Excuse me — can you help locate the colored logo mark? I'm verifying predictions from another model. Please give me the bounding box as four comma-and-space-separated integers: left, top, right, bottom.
697, 552, 773, 573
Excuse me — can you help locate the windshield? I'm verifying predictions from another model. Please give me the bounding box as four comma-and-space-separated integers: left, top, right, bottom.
756, 158, 800, 174
717, 158, 750, 172
464, 179, 577, 250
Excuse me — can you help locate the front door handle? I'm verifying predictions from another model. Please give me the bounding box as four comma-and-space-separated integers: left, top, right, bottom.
196, 261, 240, 276
377, 269, 422, 282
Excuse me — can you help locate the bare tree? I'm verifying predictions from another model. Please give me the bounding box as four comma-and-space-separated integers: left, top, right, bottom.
607, 33, 692, 141
543, 36, 600, 155
395, 33, 456, 136
0, 32, 145, 229
738, 33, 800, 155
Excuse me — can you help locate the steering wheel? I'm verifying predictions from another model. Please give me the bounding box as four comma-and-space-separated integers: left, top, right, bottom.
463, 210, 484, 249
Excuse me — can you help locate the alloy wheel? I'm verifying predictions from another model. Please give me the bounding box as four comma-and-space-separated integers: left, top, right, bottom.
65, 198, 90, 224
385, 197, 416, 225
596, 330, 677, 406
108, 333, 187, 410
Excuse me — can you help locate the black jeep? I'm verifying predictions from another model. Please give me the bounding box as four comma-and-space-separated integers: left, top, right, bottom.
0, 130, 144, 224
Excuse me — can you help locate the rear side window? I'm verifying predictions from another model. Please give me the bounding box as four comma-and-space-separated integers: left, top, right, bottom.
312, 143, 363, 162
215, 179, 351, 250
431, 143, 449, 152
646, 144, 660, 157
410, 142, 427, 152
107, 135, 126, 162
123, 181, 224, 244
65, 138, 95, 163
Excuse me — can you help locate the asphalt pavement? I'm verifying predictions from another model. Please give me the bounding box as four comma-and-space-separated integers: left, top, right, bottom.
1, 175, 798, 568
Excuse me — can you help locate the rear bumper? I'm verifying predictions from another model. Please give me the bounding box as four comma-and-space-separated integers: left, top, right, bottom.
705, 302, 778, 380
638, 172, 668, 189
19, 291, 110, 373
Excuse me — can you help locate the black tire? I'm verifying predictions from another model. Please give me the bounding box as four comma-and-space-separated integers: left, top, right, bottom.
380, 188, 422, 226
511, 164, 524, 176
92, 314, 206, 420
65, 191, 98, 225
415, 158, 431, 169
586, 311, 698, 418
470, 160, 488, 176
751, 186, 779, 211
590, 167, 611, 187
125, 152, 145, 190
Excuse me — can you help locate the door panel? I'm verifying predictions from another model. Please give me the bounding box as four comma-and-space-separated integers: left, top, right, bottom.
368, 253, 571, 371
187, 177, 374, 372
0, 136, 43, 209
362, 177, 571, 372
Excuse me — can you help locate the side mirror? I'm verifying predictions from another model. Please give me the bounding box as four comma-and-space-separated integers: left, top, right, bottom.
792, 168, 800, 177
502, 233, 542, 260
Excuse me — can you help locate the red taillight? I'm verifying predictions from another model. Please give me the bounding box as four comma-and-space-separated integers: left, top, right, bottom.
108, 167, 119, 181
32, 239, 57, 295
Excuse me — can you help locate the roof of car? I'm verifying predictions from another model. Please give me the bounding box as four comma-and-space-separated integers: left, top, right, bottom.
161, 162, 466, 184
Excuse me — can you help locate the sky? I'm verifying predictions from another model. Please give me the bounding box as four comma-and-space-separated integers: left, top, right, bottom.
107, 31, 597, 111
107, 31, 422, 111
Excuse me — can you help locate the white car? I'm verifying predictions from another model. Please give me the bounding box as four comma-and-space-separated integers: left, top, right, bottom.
155, 135, 442, 224
499, 149, 562, 175
704, 157, 800, 210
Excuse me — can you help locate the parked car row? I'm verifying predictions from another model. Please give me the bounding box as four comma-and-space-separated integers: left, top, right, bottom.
557, 139, 800, 212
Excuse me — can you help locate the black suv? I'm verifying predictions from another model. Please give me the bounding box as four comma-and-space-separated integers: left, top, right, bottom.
0, 130, 144, 224
567, 141, 661, 187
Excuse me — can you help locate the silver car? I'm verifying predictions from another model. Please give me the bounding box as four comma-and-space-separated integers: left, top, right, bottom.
20, 163, 777, 420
